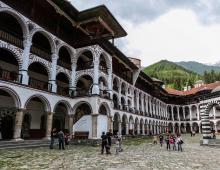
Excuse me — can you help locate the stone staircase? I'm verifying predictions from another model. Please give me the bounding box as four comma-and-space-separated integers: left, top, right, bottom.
0, 139, 51, 150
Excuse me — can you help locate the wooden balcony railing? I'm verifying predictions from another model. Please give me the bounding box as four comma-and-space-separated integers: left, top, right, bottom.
0, 68, 22, 83
57, 86, 70, 97
76, 60, 93, 71
0, 29, 23, 48
30, 45, 51, 61
28, 78, 52, 92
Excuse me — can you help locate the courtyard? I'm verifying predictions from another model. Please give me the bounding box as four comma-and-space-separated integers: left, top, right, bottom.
0, 135, 219, 170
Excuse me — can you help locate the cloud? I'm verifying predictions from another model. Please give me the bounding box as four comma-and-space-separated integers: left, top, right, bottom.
72, 0, 220, 24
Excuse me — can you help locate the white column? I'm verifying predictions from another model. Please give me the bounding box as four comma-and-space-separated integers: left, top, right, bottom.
107, 68, 113, 99
214, 122, 217, 133
213, 106, 216, 119
92, 59, 100, 95
137, 124, 140, 135
177, 106, 180, 121
197, 105, 200, 121
171, 106, 174, 121
50, 54, 58, 92
91, 115, 98, 139
118, 122, 122, 135
136, 92, 139, 112
146, 96, 149, 114
69, 117, 73, 135
45, 112, 53, 140
126, 123, 129, 135
142, 124, 145, 135
70, 62, 77, 91
13, 109, 24, 141
189, 106, 192, 121
183, 106, 186, 120
141, 94, 144, 114
20, 39, 32, 85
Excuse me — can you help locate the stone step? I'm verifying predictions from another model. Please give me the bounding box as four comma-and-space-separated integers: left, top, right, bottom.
0, 139, 52, 149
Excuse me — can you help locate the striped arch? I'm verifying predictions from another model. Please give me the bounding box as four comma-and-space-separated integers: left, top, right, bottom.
200, 100, 220, 140
0, 42, 23, 70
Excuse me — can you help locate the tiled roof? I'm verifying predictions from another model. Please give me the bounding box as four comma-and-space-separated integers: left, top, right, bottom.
165, 82, 220, 96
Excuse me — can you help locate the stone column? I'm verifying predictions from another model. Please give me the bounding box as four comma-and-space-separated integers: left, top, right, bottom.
132, 123, 135, 135
141, 94, 144, 114
177, 106, 180, 121
13, 109, 24, 141
137, 124, 140, 135
118, 122, 122, 135
190, 124, 193, 132
69, 117, 73, 135
126, 123, 129, 135
142, 124, 145, 135
92, 115, 98, 139
171, 106, 174, 121
189, 106, 192, 121
213, 106, 216, 119
183, 106, 186, 120
107, 67, 113, 99
50, 54, 58, 92
70, 62, 77, 96
20, 40, 32, 85
108, 116, 113, 132
44, 112, 53, 140
92, 59, 100, 95
197, 105, 200, 121
146, 96, 149, 114
214, 122, 217, 133
136, 92, 139, 112
178, 125, 181, 134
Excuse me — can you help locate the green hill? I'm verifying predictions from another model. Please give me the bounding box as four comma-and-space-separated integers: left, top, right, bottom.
175, 61, 220, 75
143, 60, 200, 90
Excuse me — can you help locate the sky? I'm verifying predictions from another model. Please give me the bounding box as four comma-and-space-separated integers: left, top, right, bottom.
71, 0, 220, 67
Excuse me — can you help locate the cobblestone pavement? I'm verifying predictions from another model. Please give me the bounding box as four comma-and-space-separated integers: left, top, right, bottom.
0, 135, 220, 170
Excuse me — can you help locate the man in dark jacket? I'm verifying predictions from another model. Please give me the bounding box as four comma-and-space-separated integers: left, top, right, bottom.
101, 132, 108, 154
106, 131, 112, 154
50, 128, 57, 149
57, 129, 65, 150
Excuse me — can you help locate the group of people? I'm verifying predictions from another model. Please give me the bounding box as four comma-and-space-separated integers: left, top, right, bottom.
101, 131, 123, 155
153, 133, 184, 152
50, 128, 70, 150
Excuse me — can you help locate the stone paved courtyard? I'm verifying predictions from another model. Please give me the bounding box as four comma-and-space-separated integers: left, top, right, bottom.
0, 135, 220, 170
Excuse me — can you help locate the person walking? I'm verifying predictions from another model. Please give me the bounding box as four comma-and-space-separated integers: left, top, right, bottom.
159, 134, 164, 147
106, 131, 112, 154
153, 135, 157, 144
177, 135, 183, 152
172, 135, 177, 151
115, 138, 120, 155
64, 132, 70, 149
101, 132, 108, 154
166, 134, 170, 150
57, 129, 65, 150
50, 128, 57, 149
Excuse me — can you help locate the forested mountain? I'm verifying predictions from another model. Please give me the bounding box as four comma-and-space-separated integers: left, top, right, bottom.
175, 61, 220, 75
143, 60, 200, 90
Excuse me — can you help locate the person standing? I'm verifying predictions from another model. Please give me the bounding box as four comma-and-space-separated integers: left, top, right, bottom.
159, 134, 164, 147
50, 128, 57, 149
177, 135, 183, 152
101, 132, 108, 154
57, 129, 65, 150
172, 135, 177, 151
106, 131, 112, 154
166, 135, 171, 150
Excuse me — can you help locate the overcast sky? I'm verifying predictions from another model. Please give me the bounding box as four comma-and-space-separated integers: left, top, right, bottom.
72, 0, 220, 66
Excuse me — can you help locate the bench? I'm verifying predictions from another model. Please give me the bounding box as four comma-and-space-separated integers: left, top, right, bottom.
74, 131, 89, 139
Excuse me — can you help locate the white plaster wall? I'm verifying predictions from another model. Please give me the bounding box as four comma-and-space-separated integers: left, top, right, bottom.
73, 115, 92, 137
97, 115, 108, 138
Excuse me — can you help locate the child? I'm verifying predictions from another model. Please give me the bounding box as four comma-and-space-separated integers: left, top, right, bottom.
115, 139, 120, 155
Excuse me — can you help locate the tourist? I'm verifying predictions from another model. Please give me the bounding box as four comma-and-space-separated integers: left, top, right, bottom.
169, 135, 175, 150
115, 132, 123, 152
101, 132, 108, 154
64, 132, 70, 149
172, 135, 177, 151
57, 129, 65, 150
165, 134, 170, 150
50, 128, 57, 149
115, 138, 120, 155
106, 131, 112, 154
159, 134, 164, 147
177, 135, 183, 152
192, 130, 196, 136
153, 135, 157, 144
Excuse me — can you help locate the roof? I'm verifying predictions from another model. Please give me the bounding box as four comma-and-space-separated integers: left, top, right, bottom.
165, 82, 220, 96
